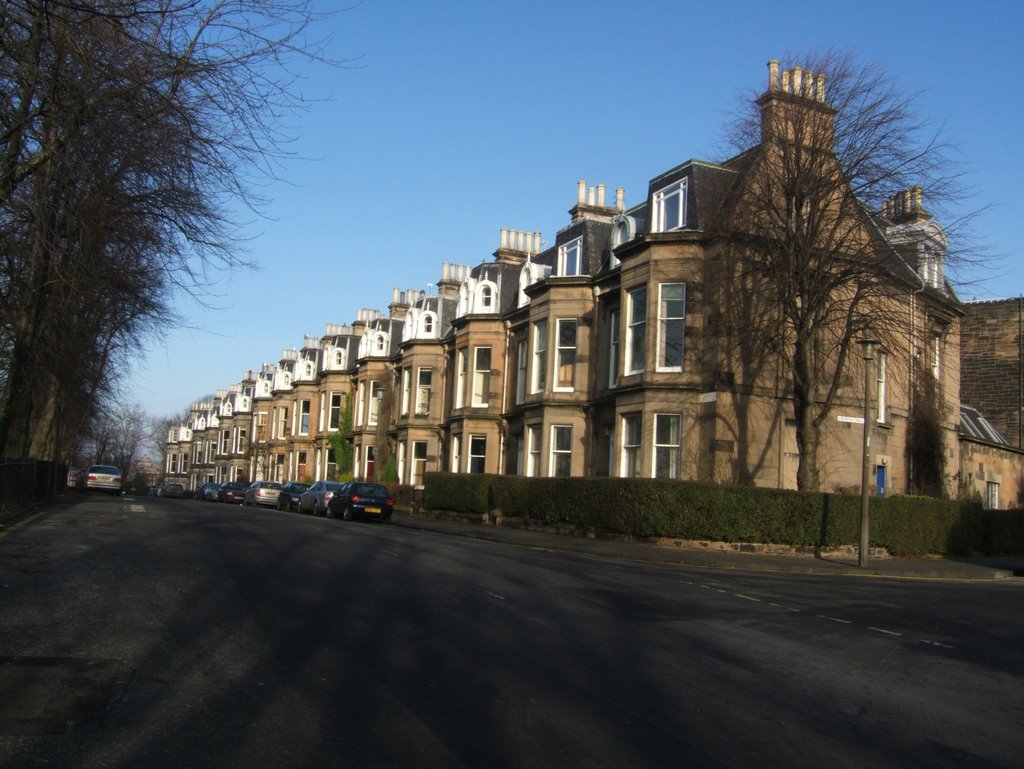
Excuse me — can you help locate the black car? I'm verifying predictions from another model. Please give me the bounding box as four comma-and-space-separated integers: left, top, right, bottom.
327, 482, 394, 522
217, 481, 248, 504
276, 482, 310, 511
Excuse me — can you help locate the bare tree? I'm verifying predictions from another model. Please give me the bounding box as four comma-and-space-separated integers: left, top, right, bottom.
714, 51, 970, 491
0, 0, 339, 460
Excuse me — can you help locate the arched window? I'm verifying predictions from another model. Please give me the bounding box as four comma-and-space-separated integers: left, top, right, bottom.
422, 312, 435, 336
375, 333, 387, 353
335, 349, 345, 367
475, 280, 498, 313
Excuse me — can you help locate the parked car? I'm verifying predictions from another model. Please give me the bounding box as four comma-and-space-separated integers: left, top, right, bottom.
217, 481, 248, 504
297, 481, 347, 515
67, 468, 82, 488
197, 482, 221, 501
327, 482, 394, 522
161, 482, 185, 498
78, 465, 124, 495
244, 480, 282, 507
276, 482, 310, 511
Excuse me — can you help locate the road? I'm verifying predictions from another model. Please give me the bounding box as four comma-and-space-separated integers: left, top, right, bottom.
0, 494, 1021, 768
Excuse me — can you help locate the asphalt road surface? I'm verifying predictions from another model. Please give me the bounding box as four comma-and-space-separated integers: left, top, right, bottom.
0, 494, 1021, 768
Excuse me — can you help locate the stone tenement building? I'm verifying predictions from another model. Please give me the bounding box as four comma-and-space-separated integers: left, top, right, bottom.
164, 60, 1024, 507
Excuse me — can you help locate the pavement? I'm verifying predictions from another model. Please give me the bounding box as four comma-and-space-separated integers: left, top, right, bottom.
393, 512, 1024, 581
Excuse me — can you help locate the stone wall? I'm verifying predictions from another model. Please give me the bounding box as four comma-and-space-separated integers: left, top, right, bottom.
961, 299, 1023, 447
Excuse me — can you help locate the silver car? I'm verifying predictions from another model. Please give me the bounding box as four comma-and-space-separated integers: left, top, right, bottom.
78, 465, 124, 495
243, 480, 282, 507
297, 481, 346, 515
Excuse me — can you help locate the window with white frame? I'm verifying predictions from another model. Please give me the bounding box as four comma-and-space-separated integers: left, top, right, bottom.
931, 333, 942, 380
550, 425, 572, 477
401, 367, 411, 415
329, 394, 342, 430
299, 400, 311, 435
558, 237, 582, 276
608, 309, 620, 389
876, 353, 888, 423
527, 425, 542, 477
658, 283, 686, 371
451, 434, 462, 473
654, 414, 681, 479
555, 319, 577, 391
278, 407, 289, 438
421, 312, 435, 336
326, 445, 337, 480
364, 445, 376, 480
920, 246, 943, 289
622, 414, 642, 478
626, 287, 647, 374
472, 347, 492, 406
986, 481, 999, 510
469, 435, 486, 473
532, 320, 548, 393
456, 349, 467, 408
515, 340, 527, 404
354, 383, 364, 427
412, 441, 428, 486
652, 178, 687, 232
416, 368, 432, 416
368, 381, 382, 426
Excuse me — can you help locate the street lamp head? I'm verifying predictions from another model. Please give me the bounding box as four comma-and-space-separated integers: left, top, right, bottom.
858, 338, 879, 360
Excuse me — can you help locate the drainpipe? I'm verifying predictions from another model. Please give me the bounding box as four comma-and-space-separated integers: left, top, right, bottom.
499, 319, 511, 475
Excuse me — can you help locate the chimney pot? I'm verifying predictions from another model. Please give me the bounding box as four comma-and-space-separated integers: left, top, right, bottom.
615, 187, 625, 210
768, 59, 780, 90
577, 180, 586, 204
793, 66, 803, 96
597, 183, 606, 207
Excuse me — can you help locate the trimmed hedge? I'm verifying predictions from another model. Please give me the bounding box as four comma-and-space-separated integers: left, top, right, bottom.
422, 472, 1023, 557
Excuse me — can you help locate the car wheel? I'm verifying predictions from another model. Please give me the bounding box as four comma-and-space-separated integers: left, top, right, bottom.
341, 505, 353, 522
325, 504, 335, 519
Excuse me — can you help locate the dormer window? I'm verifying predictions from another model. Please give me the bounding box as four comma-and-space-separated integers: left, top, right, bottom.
473, 280, 498, 313
304, 362, 314, 377
375, 333, 387, 354
559, 237, 582, 276
421, 312, 435, 336
335, 349, 345, 367
653, 179, 687, 232
920, 246, 943, 289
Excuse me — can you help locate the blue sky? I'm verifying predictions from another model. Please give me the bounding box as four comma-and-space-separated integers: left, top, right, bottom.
131, 0, 1024, 419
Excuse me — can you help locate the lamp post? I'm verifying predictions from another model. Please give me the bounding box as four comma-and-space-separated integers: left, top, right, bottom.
858, 339, 878, 567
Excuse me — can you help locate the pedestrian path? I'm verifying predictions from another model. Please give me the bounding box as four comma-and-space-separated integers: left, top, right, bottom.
393, 513, 1023, 581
